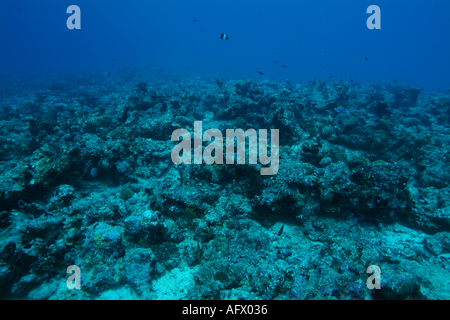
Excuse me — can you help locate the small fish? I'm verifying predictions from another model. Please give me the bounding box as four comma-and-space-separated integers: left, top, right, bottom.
335, 107, 346, 114
298, 46, 301, 49
329, 76, 333, 79
107, 72, 110, 78
274, 60, 279, 63
111, 58, 115, 62
278, 224, 285, 236
280, 65, 287, 68
219, 33, 229, 40
365, 56, 368, 60
257, 71, 264, 75
326, 62, 331, 67
121, 107, 128, 123
348, 77, 354, 83
90, 167, 99, 178
324, 46, 326, 50
192, 19, 200, 22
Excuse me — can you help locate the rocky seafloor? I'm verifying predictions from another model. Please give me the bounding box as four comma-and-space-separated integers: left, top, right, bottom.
1, 65, 450, 299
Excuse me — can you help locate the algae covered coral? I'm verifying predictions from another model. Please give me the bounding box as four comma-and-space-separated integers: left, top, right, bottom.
0, 65, 450, 300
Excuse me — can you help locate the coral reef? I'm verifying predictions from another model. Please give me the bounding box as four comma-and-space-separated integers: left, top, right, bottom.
0, 65, 450, 299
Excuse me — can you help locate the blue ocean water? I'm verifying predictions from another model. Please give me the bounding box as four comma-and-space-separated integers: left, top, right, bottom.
1, 0, 449, 91
1, 1, 450, 302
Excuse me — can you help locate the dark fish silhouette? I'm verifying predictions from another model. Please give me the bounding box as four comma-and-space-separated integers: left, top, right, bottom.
365, 57, 368, 60
107, 72, 110, 78
274, 60, 279, 63
278, 224, 285, 236
324, 46, 326, 50
111, 58, 115, 62
219, 33, 229, 40
192, 19, 199, 22
280, 65, 287, 68
257, 71, 264, 75
121, 107, 128, 123
326, 63, 331, 67
298, 46, 301, 49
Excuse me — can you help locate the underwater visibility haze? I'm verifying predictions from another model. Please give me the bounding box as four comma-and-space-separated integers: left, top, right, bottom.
0, 0, 450, 300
